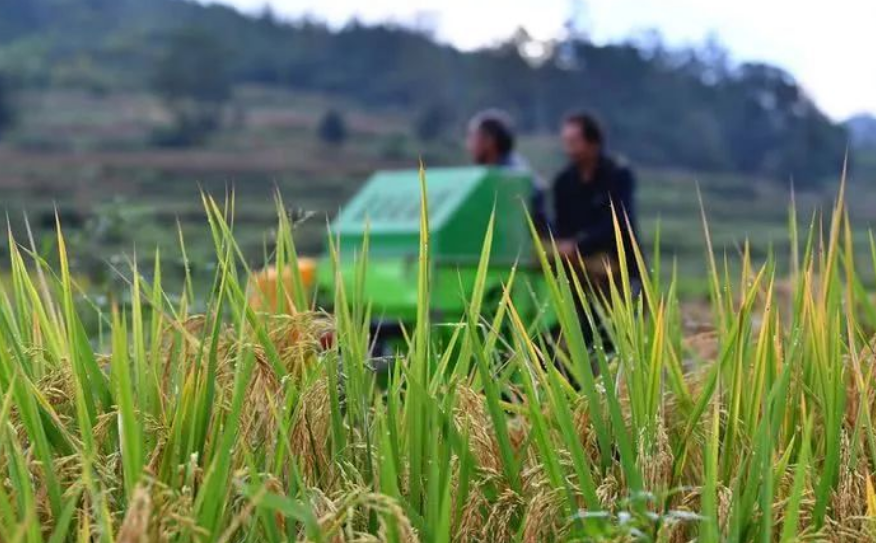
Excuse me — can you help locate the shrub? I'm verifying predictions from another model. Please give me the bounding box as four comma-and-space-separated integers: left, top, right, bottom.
317, 108, 348, 146
0, 73, 14, 139
414, 101, 454, 141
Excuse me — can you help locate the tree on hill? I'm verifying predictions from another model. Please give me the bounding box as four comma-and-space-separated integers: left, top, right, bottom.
847, 114, 876, 149
150, 26, 232, 146
0, 0, 849, 182
0, 0, 39, 42
317, 109, 348, 146
414, 102, 454, 142
0, 74, 13, 139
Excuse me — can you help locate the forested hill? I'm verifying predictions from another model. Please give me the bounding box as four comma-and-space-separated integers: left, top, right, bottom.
0, 0, 848, 183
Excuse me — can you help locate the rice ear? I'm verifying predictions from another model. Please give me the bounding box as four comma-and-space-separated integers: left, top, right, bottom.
117, 485, 152, 543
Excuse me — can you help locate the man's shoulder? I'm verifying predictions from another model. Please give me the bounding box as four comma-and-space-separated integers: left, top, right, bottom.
604, 155, 635, 184
506, 153, 550, 190
603, 153, 632, 171
553, 163, 577, 183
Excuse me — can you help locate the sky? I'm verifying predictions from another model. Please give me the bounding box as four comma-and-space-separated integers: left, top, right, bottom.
214, 0, 875, 120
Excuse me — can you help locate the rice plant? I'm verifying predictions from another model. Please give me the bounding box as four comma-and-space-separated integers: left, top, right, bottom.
0, 169, 875, 542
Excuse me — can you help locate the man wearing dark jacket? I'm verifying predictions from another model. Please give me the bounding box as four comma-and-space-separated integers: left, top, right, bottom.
551, 112, 640, 288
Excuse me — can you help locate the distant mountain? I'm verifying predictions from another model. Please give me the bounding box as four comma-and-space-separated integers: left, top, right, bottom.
0, 0, 849, 183
846, 114, 876, 149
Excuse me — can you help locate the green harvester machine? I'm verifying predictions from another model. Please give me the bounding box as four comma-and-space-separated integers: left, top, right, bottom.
313, 166, 554, 358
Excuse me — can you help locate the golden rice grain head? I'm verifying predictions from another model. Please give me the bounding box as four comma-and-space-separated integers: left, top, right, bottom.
117, 485, 153, 543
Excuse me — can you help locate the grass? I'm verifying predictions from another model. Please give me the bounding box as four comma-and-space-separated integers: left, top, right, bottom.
0, 166, 875, 542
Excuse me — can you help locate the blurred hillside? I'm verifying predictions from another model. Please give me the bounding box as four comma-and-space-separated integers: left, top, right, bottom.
0, 0, 872, 300
848, 114, 876, 147
0, 85, 868, 299
0, 0, 851, 184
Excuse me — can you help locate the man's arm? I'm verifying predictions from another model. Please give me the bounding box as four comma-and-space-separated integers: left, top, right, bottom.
512, 153, 552, 236
547, 169, 579, 258
531, 184, 551, 236
575, 168, 635, 255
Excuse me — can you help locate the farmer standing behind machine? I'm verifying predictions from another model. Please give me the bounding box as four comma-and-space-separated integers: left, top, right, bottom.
466, 109, 551, 235
549, 112, 640, 344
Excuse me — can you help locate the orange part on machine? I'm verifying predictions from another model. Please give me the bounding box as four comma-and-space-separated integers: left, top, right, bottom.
248, 258, 316, 314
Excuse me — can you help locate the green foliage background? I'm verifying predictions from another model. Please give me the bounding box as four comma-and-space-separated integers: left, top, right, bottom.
0, 0, 850, 184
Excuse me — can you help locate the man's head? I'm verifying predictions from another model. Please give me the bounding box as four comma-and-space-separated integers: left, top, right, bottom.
562, 112, 604, 167
467, 109, 515, 165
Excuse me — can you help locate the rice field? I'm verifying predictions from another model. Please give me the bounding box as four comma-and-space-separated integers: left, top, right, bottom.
1, 170, 875, 542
